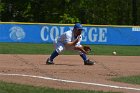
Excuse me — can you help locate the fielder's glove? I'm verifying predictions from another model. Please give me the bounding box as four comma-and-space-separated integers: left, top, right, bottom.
83, 45, 91, 53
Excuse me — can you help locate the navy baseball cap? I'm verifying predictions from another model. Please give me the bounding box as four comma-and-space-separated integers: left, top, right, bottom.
74, 23, 83, 30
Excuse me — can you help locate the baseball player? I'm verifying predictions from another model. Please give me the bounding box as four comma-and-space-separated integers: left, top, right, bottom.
46, 23, 95, 65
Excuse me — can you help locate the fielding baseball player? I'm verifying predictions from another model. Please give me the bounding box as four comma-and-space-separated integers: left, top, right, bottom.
46, 23, 95, 65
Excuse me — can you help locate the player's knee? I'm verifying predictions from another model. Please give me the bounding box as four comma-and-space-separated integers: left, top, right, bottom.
79, 51, 86, 55
56, 46, 64, 54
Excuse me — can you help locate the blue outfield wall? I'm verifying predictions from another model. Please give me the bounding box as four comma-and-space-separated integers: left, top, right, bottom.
0, 22, 140, 45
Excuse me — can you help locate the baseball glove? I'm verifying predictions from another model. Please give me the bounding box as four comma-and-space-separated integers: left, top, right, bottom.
83, 45, 91, 52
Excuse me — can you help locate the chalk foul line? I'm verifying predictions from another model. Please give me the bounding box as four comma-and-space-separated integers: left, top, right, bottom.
0, 73, 140, 91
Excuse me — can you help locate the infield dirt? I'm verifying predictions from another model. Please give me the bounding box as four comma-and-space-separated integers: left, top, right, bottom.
0, 54, 140, 93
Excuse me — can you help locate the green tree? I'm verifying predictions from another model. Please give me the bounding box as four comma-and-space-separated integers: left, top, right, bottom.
0, 0, 4, 21
0, 0, 139, 25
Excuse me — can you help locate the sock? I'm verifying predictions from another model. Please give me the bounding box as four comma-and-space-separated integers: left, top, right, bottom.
80, 53, 88, 61
50, 50, 59, 61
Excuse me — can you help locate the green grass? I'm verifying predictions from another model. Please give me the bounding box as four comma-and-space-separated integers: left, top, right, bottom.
0, 43, 53, 54
0, 43, 140, 56
92, 45, 140, 56
0, 81, 121, 93
111, 75, 140, 85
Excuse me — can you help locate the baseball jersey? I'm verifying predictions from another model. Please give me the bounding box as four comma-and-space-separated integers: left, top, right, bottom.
57, 30, 82, 46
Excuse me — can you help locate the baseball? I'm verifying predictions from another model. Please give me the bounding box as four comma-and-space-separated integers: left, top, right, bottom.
113, 51, 117, 55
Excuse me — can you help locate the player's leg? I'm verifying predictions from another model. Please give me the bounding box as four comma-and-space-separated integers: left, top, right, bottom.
73, 44, 94, 65
79, 52, 95, 65
46, 50, 59, 64
80, 52, 88, 61
46, 42, 65, 64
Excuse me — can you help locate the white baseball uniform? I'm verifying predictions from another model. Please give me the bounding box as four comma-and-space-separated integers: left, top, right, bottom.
54, 29, 82, 54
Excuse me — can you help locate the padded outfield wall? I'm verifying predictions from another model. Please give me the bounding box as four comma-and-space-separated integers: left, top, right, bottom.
0, 22, 140, 45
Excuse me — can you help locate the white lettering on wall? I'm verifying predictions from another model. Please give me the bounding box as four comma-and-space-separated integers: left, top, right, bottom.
41, 26, 66, 41
50, 26, 59, 40
132, 27, 140, 31
98, 28, 107, 42
60, 27, 65, 36
40, 26, 49, 41
40, 26, 108, 43
82, 27, 87, 42
88, 27, 98, 42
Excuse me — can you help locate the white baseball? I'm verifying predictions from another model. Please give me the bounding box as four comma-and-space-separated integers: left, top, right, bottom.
113, 51, 117, 55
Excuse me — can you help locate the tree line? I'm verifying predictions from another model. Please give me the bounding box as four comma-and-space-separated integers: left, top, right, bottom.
0, 0, 139, 25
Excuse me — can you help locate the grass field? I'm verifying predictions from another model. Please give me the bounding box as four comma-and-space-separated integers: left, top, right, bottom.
0, 81, 121, 93
0, 42, 139, 93
111, 75, 140, 85
0, 43, 140, 56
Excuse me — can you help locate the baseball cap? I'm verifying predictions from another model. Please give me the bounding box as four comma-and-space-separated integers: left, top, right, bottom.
74, 23, 83, 30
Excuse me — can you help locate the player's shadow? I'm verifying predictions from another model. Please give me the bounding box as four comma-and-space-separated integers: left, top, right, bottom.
42, 63, 79, 66
54, 64, 79, 66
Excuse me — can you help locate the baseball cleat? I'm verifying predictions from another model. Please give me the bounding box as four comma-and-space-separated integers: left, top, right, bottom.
84, 59, 95, 65
46, 58, 54, 65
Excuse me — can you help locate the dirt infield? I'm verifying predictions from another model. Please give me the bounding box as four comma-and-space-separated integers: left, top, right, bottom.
0, 54, 140, 93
